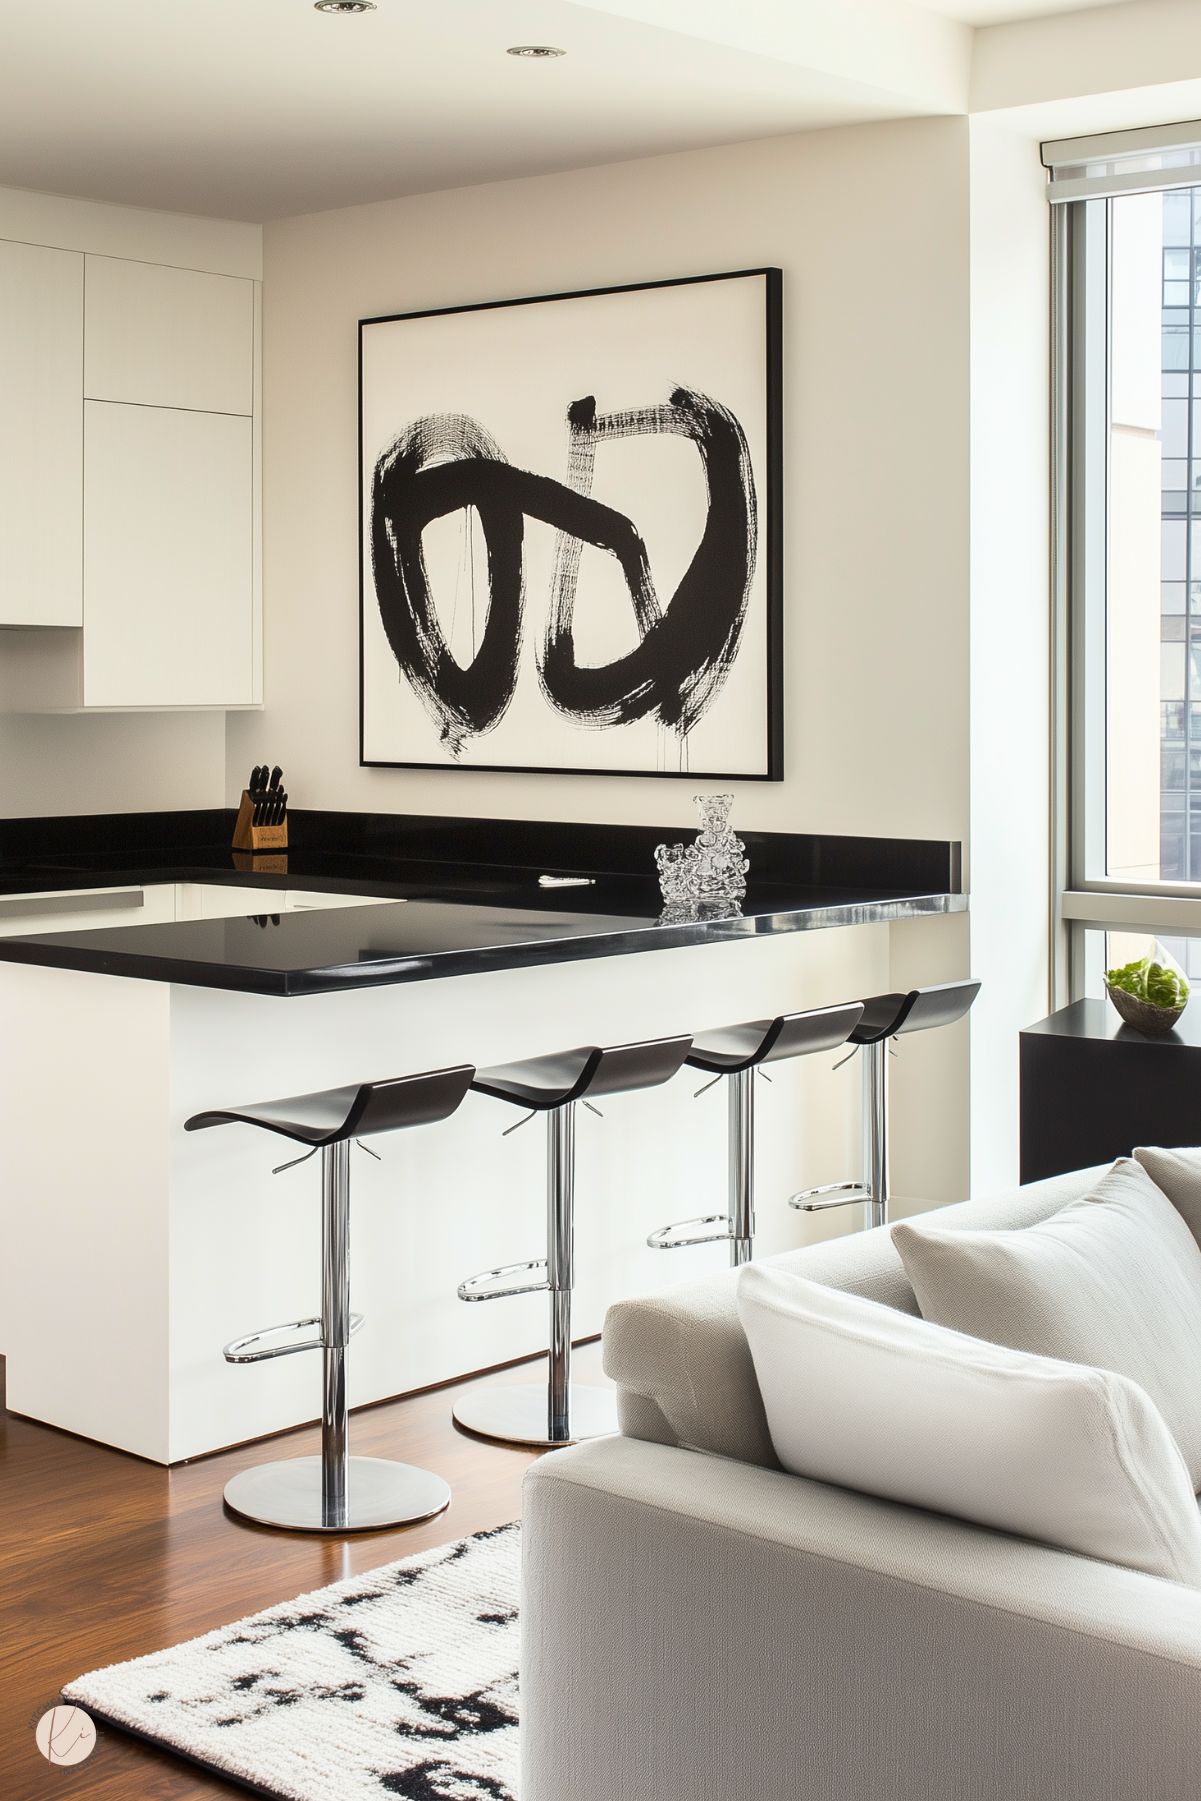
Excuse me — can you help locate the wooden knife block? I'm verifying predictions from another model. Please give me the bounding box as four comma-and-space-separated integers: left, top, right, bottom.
232, 790, 288, 854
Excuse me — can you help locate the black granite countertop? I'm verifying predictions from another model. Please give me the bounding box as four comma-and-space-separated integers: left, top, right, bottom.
0, 808, 967, 996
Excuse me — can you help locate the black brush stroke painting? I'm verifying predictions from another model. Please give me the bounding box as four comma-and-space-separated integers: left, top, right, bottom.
359, 270, 783, 780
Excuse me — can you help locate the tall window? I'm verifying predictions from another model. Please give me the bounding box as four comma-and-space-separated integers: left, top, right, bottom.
1051, 125, 1201, 993
1151, 192, 1201, 882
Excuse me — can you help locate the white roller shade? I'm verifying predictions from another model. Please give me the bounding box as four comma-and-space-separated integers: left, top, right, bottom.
1043, 120, 1201, 203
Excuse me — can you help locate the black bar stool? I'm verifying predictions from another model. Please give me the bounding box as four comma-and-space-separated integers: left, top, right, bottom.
186, 1063, 474, 1533
791, 979, 980, 1229
647, 1003, 864, 1266
454, 1035, 692, 1448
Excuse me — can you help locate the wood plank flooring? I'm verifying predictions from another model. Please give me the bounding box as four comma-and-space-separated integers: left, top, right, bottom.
1, 1349, 601, 1801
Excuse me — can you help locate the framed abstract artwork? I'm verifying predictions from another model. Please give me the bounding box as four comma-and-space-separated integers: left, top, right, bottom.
359, 268, 782, 779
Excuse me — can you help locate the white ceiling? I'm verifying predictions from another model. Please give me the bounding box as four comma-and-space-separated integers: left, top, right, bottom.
0, 0, 1153, 222
920, 0, 1127, 22
0, 0, 953, 221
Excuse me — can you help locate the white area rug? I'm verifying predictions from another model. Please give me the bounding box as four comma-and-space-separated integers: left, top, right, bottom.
63, 1522, 521, 1801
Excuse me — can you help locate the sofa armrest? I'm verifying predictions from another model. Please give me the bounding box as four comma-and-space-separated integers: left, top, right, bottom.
521, 1437, 1201, 1801
603, 1267, 777, 1466
602, 1168, 1112, 1466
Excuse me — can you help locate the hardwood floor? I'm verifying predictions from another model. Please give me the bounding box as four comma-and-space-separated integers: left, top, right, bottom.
1, 1348, 602, 1801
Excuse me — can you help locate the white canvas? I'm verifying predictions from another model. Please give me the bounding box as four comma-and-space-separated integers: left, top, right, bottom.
360, 270, 780, 777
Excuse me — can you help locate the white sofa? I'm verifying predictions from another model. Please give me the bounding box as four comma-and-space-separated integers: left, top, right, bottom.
520, 1166, 1201, 1801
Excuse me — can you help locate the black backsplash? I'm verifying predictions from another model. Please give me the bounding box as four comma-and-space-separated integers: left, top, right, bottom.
0, 807, 962, 895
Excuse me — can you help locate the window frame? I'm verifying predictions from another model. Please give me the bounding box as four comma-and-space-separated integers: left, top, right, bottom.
1056, 187, 1201, 1003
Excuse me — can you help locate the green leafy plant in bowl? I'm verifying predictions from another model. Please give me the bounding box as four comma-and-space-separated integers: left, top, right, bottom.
1105, 956, 1190, 1033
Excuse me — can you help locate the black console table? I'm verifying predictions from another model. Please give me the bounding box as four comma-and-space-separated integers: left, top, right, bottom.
1020, 999, 1201, 1181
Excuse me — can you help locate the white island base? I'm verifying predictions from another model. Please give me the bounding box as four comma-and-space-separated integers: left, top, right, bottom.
0, 921, 907, 1462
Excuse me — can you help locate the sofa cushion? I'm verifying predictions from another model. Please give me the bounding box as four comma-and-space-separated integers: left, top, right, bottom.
893, 1159, 1201, 1490
737, 1262, 1201, 1584
603, 1164, 1110, 1467
1134, 1146, 1201, 1249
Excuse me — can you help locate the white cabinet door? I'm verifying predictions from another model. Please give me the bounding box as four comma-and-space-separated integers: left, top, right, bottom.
0, 241, 83, 626
83, 402, 253, 708
84, 257, 254, 416
174, 883, 285, 921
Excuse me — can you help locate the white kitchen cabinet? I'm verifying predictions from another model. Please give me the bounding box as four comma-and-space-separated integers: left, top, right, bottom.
84, 256, 254, 416
173, 884, 404, 919
174, 883, 284, 921
0, 188, 261, 708
0, 241, 83, 626
0, 885, 400, 935
0, 883, 176, 937
83, 402, 254, 708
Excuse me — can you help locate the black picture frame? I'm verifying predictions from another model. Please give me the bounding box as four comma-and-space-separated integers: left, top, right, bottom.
358, 267, 783, 781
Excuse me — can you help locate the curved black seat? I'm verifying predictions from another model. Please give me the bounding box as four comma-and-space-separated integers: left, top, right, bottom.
895, 978, 981, 1035
186, 1064, 475, 1147
686, 1003, 864, 1075
848, 992, 909, 1045
472, 1037, 692, 1111
849, 980, 981, 1046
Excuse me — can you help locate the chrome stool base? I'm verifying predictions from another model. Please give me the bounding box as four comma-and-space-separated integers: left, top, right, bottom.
452, 1380, 618, 1448
223, 1454, 451, 1533
460, 1037, 692, 1451
648, 1008, 867, 1267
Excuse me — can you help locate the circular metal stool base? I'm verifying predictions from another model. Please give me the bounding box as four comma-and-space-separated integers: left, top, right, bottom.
452, 1381, 618, 1448
223, 1455, 451, 1533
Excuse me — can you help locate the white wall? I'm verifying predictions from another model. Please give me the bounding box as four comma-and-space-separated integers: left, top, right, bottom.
233, 118, 971, 843
967, 119, 1051, 1192
973, 0, 1201, 118
0, 711, 225, 818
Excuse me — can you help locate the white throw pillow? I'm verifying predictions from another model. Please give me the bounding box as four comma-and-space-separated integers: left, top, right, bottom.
737, 1262, 1201, 1584
891, 1158, 1201, 1490
1134, 1145, 1201, 1250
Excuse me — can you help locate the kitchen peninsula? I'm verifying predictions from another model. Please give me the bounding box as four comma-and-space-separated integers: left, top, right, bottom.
0, 808, 964, 1462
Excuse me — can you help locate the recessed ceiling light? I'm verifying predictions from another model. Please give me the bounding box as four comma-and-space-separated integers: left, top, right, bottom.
315, 1, 376, 12
506, 44, 566, 58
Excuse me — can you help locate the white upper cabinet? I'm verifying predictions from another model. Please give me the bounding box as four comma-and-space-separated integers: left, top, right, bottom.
83, 402, 253, 708
84, 257, 254, 416
0, 241, 84, 626
0, 184, 261, 708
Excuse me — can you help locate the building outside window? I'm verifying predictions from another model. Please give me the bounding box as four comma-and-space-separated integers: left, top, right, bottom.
1051, 129, 1201, 993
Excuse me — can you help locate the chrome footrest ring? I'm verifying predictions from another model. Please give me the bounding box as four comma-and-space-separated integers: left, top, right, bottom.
222, 1312, 365, 1364
789, 1182, 871, 1214
647, 1215, 734, 1250
457, 1259, 550, 1303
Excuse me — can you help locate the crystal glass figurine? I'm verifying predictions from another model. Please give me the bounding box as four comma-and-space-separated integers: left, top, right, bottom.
655, 793, 749, 906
